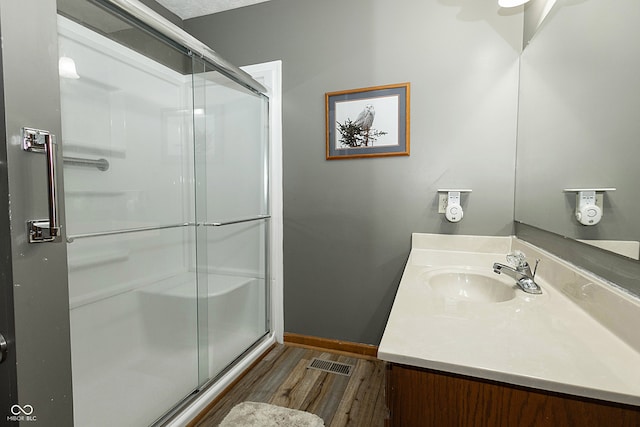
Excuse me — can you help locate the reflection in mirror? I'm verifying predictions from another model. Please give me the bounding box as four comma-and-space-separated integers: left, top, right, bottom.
515, 0, 640, 261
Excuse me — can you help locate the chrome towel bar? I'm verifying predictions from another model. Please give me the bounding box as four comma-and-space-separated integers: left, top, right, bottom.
67, 223, 194, 242
66, 215, 271, 242
202, 215, 271, 227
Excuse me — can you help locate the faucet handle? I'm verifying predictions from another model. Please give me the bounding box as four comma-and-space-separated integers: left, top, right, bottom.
506, 250, 528, 269
532, 258, 540, 279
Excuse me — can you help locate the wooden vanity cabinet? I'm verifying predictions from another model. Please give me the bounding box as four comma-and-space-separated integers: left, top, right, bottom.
386, 363, 640, 427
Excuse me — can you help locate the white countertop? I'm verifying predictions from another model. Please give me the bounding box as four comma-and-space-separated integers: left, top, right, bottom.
378, 234, 640, 406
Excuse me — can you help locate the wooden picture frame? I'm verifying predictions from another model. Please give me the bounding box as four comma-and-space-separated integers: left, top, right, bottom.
325, 82, 410, 160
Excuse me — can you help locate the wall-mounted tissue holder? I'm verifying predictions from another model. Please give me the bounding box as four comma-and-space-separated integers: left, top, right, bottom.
438, 189, 472, 223
563, 188, 616, 226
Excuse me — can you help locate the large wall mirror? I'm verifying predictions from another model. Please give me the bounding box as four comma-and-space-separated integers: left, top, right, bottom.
515, 0, 640, 262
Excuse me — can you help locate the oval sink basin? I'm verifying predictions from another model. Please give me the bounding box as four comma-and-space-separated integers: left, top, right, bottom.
427, 271, 516, 303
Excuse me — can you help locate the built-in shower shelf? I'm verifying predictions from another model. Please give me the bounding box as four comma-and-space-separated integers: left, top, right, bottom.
69, 270, 189, 309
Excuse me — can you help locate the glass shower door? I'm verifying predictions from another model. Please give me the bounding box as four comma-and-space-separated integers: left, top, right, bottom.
57, 5, 200, 426
57, 1, 271, 424
193, 61, 270, 380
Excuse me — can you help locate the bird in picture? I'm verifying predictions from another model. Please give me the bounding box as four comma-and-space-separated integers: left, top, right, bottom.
353, 104, 375, 145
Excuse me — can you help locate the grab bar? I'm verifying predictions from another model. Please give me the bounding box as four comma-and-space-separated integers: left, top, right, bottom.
63, 156, 110, 171
202, 215, 271, 227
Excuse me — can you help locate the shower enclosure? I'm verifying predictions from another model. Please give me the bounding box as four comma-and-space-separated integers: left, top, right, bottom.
0, 0, 276, 425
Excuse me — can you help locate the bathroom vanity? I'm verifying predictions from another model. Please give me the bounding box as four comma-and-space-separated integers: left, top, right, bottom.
378, 233, 640, 426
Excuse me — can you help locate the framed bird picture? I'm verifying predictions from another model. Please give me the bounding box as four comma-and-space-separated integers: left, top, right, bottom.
325, 82, 410, 160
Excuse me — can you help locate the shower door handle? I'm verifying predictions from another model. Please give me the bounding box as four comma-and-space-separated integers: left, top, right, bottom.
22, 127, 62, 243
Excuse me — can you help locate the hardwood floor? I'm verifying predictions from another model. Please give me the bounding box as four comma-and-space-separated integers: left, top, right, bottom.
190, 344, 388, 427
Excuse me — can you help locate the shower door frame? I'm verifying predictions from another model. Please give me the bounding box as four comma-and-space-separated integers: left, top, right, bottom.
241, 61, 284, 345
0, 0, 75, 425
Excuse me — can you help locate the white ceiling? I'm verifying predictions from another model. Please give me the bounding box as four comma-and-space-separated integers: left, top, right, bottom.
155, 0, 270, 19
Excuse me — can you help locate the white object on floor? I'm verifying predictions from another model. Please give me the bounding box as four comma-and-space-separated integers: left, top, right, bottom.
219, 402, 325, 427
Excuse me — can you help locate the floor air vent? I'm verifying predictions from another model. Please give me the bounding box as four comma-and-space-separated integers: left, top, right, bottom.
307, 358, 354, 376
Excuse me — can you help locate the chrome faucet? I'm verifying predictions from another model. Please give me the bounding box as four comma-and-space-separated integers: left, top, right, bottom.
493, 251, 542, 295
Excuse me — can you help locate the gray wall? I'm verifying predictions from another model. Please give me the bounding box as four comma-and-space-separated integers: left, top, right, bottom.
186, 0, 522, 345
0, 12, 19, 414
1, 1, 74, 423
